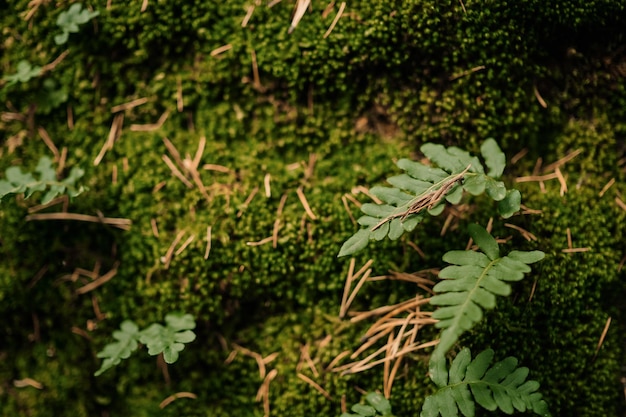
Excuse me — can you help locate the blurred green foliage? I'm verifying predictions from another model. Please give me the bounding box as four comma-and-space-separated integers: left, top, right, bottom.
1, 0, 625, 416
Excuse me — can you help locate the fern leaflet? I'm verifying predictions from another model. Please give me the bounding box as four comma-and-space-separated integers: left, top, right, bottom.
338, 139, 521, 257
422, 348, 551, 417
430, 224, 544, 357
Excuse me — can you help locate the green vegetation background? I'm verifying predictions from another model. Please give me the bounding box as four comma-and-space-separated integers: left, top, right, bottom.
1, 1, 625, 416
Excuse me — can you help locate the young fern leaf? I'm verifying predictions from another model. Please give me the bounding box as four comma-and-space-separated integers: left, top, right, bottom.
422, 348, 551, 417
431, 224, 544, 358
94, 321, 141, 376
0, 156, 85, 204
338, 140, 520, 257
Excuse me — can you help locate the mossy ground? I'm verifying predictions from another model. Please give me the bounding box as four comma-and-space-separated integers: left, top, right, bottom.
1, 1, 626, 416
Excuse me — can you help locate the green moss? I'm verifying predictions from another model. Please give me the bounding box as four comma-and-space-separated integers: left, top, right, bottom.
2, 0, 626, 416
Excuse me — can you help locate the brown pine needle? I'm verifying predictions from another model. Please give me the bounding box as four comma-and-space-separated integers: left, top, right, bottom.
297, 373, 332, 401
594, 317, 612, 359
150, 218, 159, 237
264, 173, 271, 197
191, 136, 206, 171
511, 148, 528, 165
111, 97, 149, 113
407, 241, 426, 259
75, 262, 120, 295
25, 212, 131, 230
542, 149, 582, 173
326, 350, 351, 371
323, 1, 345, 38
615, 197, 626, 212
204, 226, 212, 259
341, 195, 357, 225
238, 186, 259, 217
242, 4, 255, 27
289, 0, 311, 33
528, 278, 538, 302
562, 247, 591, 253
448, 65, 485, 81
598, 178, 615, 197
533, 84, 548, 108
246, 236, 274, 247
210, 44, 232, 57
299, 344, 319, 377
37, 126, 59, 160
515, 173, 558, 183
344, 269, 372, 318
176, 77, 184, 112
352, 185, 383, 204
203, 163, 232, 173
94, 113, 124, 166
175, 234, 195, 256
339, 258, 356, 318
566, 228, 573, 249
504, 223, 537, 241
40, 50, 70, 74
13, 378, 44, 389
272, 219, 280, 248
130, 111, 169, 131
304, 153, 317, 180
162, 231, 186, 269
159, 392, 197, 409
296, 186, 317, 220
555, 167, 567, 196
162, 155, 193, 188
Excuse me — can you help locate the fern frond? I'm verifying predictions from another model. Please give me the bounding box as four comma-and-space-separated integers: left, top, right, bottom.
0, 156, 85, 204
422, 348, 551, 417
338, 139, 521, 257
430, 224, 544, 357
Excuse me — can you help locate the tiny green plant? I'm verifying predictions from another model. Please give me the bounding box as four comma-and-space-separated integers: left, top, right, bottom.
95, 313, 196, 376
430, 224, 544, 358
55, 3, 100, 45
422, 348, 551, 417
338, 139, 520, 257
2, 60, 42, 86
0, 156, 85, 204
342, 392, 395, 417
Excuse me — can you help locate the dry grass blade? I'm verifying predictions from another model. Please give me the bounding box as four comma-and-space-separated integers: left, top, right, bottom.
161, 231, 186, 269
615, 197, 626, 212
504, 223, 537, 241
542, 149, 582, 172
204, 226, 212, 259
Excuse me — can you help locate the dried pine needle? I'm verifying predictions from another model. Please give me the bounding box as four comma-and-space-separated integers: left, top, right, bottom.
323, 1, 345, 38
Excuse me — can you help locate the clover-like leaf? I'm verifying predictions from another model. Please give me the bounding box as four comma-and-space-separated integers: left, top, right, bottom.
55, 3, 100, 45
94, 321, 141, 376
422, 348, 551, 417
139, 313, 196, 364
2, 60, 42, 86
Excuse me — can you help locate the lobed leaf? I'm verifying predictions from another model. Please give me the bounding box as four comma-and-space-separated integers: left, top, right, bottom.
480, 138, 506, 178
431, 226, 544, 357
94, 321, 141, 376
339, 140, 521, 257
422, 348, 551, 417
